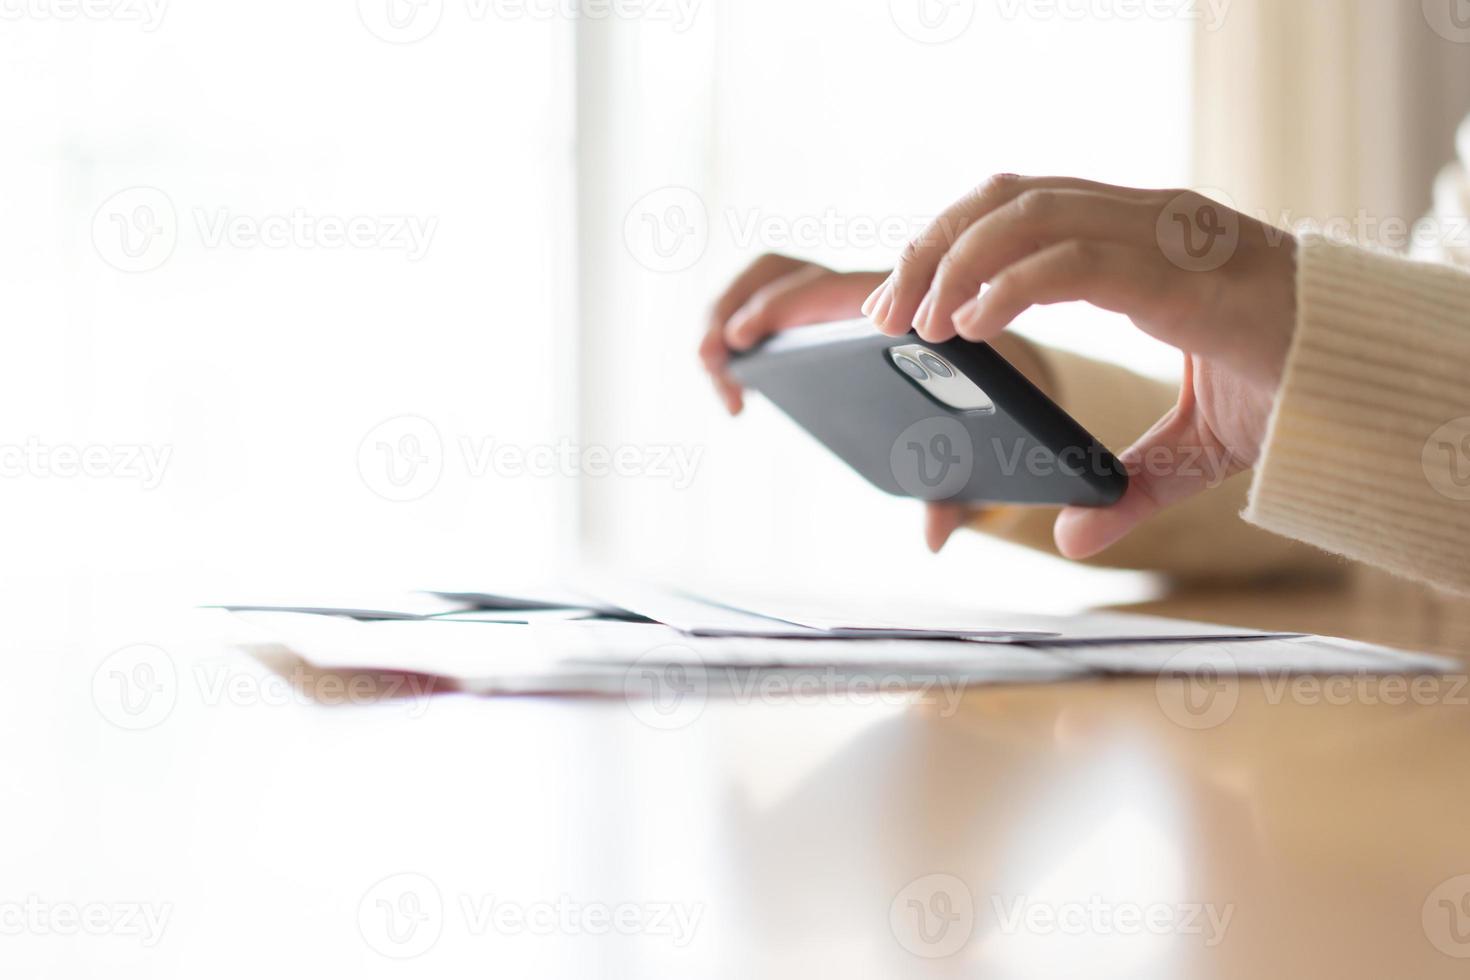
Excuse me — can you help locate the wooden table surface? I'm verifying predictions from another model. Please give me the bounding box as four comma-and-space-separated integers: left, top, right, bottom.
9, 577, 1470, 978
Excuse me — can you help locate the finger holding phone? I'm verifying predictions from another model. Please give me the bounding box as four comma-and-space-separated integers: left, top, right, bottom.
699, 255, 888, 415
861, 175, 1297, 559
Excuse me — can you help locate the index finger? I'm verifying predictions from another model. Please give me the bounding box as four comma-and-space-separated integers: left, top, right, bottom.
700, 254, 808, 413
702, 254, 807, 366
878, 175, 1163, 337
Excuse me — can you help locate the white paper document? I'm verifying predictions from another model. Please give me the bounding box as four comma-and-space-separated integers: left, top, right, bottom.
225, 590, 1457, 700
568, 576, 1060, 641
571, 576, 1301, 644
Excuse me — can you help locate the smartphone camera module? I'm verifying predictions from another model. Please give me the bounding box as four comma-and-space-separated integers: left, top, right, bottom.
888, 344, 996, 415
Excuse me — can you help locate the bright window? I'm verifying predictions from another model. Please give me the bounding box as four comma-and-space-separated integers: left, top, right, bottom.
0, 3, 576, 594
2, 2, 1191, 609
581, 4, 1193, 609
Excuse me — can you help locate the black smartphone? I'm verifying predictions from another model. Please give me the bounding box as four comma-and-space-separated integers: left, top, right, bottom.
727, 319, 1128, 507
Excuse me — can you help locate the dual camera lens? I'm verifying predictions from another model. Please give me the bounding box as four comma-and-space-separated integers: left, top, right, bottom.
892, 351, 954, 382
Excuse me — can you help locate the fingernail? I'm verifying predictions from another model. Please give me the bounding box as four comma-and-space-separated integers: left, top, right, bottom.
724, 316, 751, 350
861, 277, 891, 317
912, 292, 934, 334
870, 285, 896, 331
952, 295, 982, 332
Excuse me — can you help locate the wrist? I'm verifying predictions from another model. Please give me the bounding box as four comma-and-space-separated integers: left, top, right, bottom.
1255, 235, 1299, 390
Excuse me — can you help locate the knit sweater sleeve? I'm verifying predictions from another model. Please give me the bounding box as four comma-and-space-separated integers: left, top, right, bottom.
1244, 234, 1470, 594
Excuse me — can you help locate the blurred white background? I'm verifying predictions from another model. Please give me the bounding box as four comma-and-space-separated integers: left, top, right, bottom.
580, 2, 1191, 610
2, 1, 579, 600
0, 0, 1192, 617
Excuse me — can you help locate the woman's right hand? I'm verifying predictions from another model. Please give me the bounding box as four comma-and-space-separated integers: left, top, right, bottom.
699, 254, 888, 415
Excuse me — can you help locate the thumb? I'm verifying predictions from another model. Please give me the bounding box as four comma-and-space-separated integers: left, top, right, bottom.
1053, 376, 1243, 560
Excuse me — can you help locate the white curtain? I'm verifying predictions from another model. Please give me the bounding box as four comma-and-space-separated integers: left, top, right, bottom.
1194, 0, 1470, 228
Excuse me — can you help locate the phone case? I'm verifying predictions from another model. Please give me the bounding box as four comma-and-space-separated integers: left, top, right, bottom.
728, 320, 1128, 507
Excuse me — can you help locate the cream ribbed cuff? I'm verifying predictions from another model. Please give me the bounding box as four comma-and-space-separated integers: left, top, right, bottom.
1245, 234, 1470, 595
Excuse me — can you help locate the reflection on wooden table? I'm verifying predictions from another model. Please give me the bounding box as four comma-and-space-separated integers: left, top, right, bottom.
249, 582, 1470, 977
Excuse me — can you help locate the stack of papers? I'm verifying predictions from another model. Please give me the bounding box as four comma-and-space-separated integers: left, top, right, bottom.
217, 579, 1456, 698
